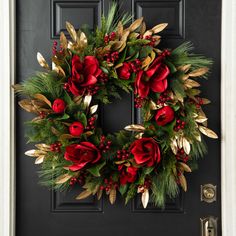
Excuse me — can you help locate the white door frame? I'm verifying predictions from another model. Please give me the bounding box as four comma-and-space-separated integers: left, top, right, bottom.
0, 0, 235, 235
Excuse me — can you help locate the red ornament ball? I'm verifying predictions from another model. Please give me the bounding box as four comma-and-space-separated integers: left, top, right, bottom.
69, 121, 84, 137
52, 98, 66, 113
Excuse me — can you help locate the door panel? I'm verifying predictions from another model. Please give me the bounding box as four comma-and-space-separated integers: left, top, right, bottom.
16, 0, 221, 235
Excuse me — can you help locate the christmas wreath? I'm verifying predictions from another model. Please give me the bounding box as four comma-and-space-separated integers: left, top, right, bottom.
14, 4, 218, 208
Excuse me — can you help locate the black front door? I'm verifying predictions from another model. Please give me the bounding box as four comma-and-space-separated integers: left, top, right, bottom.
16, 0, 221, 235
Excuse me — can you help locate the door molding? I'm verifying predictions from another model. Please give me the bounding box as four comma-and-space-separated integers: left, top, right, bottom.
221, 0, 236, 235
0, 0, 234, 235
0, 0, 15, 236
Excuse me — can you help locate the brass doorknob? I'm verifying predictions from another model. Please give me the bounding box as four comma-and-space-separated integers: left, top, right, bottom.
201, 184, 217, 203
203, 187, 215, 199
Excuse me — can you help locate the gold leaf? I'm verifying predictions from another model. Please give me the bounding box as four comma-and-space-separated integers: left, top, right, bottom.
150, 50, 156, 64
178, 64, 191, 73
140, 21, 146, 34
35, 143, 50, 151
92, 184, 100, 195
60, 32, 67, 49
66, 21, 77, 42
51, 127, 60, 136
129, 17, 143, 32
124, 124, 146, 132
142, 56, 152, 69
25, 149, 46, 157
199, 126, 218, 139
201, 98, 211, 105
84, 131, 93, 137
25, 149, 37, 157
177, 136, 183, 149
195, 132, 202, 142
195, 116, 208, 123
55, 174, 71, 184
135, 132, 144, 139
112, 41, 124, 51
114, 63, 123, 69
178, 162, 192, 173
170, 139, 178, 155
118, 41, 127, 53
117, 21, 123, 37
182, 74, 190, 81
141, 189, 149, 208
37, 52, 50, 70
77, 31, 88, 48
18, 99, 36, 113
179, 174, 187, 192
54, 65, 66, 77
76, 190, 92, 200
151, 23, 168, 34
143, 30, 153, 38
97, 189, 103, 200
83, 95, 92, 108
182, 137, 191, 155
129, 32, 140, 39
90, 105, 98, 114
174, 91, 184, 103
189, 67, 209, 77
149, 100, 158, 110
34, 94, 52, 107
109, 187, 116, 205
35, 155, 45, 164
120, 30, 130, 42
73, 95, 83, 105
184, 79, 201, 88
59, 134, 76, 141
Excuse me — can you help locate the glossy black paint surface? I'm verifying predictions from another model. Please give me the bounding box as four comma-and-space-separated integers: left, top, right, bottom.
16, 0, 221, 235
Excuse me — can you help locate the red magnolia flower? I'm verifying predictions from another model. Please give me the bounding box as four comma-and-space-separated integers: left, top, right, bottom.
69, 121, 84, 137
155, 106, 175, 126
130, 137, 161, 167
135, 57, 170, 98
120, 166, 138, 185
52, 98, 66, 113
64, 142, 101, 171
68, 55, 102, 95
117, 62, 132, 80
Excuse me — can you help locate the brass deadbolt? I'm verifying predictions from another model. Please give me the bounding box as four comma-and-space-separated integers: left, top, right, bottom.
201, 184, 217, 203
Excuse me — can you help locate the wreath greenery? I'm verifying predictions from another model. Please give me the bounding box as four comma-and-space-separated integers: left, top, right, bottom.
14, 3, 218, 208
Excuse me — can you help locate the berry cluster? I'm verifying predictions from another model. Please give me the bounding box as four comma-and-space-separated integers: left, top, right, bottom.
87, 85, 100, 95
160, 49, 171, 57
69, 174, 85, 186
196, 97, 204, 109
50, 142, 62, 153
116, 149, 130, 160
52, 41, 63, 55
100, 177, 118, 192
175, 148, 189, 163
157, 91, 172, 106
138, 179, 152, 192
104, 51, 119, 63
174, 119, 186, 132
85, 116, 97, 130
99, 136, 112, 153
104, 32, 116, 44
134, 96, 145, 108
98, 73, 109, 84
130, 59, 142, 73
39, 111, 46, 119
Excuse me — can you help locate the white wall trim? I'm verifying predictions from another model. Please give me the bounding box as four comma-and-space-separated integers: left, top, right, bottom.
221, 0, 236, 235
0, 0, 235, 235
0, 0, 15, 236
